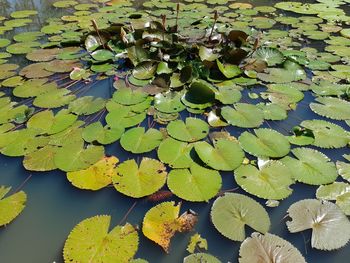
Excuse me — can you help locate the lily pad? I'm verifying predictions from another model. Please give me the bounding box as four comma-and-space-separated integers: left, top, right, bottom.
113, 158, 167, 198
0, 186, 26, 226
167, 117, 209, 143
211, 193, 270, 241
157, 138, 193, 169
167, 162, 222, 202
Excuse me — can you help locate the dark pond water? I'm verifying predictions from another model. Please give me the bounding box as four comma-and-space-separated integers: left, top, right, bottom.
0, 0, 349, 263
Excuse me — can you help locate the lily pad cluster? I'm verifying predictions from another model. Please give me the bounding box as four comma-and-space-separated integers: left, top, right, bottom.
0, 0, 350, 262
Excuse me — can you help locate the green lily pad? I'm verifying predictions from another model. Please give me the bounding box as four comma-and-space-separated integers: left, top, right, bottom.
113, 158, 167, 198
157, 138, 193, 169
255, 47, 284, 66
68, 96, 105, 115
166, 117, 209, 142
281, 148, 338, 185
221, 103, 264, 128
0, 186, 26, 226
120, 127, 163, 153
184, 253, 221, 263
82, 122, 124, 145
238, 129, 290, 158
310, 97, 350, 120
211, 193, 270, 241
235, 161, 294, 200
63, 215, 138, 262
194, 138, 244, 171
167, 163, 222, 202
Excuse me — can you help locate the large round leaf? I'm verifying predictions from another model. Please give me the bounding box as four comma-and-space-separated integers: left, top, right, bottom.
0, 186, 26, 226
221, 103, 264, 128
238, 129, 290, 158
167, 163, 221, 202
239, 232, 306, 263
211, 193, 270, 241
310, 97, 350, 120
255, 47, 284, 66
281, 148, 338, 185
301, 119, 350, 148
54, 142, 104, 172
120, 127, 163, 153
23, 145, 59, 171
67, 156, 118, 191
194, 138, 244, 171
63, 215, 138, 262
82, 122, 124, 145
112, 88, 148, 106
234, 161, 294, 200
113, 158, 167, 198
286, 199, 350, 250
68, 96, 106, 115
167, 117, 209, 142
157, 138, 193, 168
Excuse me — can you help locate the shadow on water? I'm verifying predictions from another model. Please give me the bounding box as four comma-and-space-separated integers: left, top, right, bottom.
0, 0, 349, 262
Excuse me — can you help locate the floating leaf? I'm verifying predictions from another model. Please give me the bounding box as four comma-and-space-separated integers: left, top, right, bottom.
54, 141, 104, 172
187, 233, 208, 254
113, 158, 166, 198
255, 47, 284, 66
235, 161, 294, 200
211, 193, 270, 241
238, 129, 290, 158
286, 199, 350, 250
157, 138, 193, 169
23, 145, 59, 171
0, 186, 26, 226
120, 127, 162, 154
316, 182, 350, 216
63, 215, 138, 262
281, 148, 338, 185
184, 253, 221, 263
82, 122, 124, 145
167, 117, 209, 142
194, 138, 244, 171
301, 120, 350, 148
217, 59, 242, 78
67, 156, 118, 191
167, 162, 222, 202
221, 104, 264, 128
33, 88, 76, 108
310, 97, 350, 120
142, 202, 198, 252
113, 88, 148, 106
239, 232, 306, 263
68, 96, 105, 115
337, 161, 350, 182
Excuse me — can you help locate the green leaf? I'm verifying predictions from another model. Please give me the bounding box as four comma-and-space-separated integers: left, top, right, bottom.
316, 182, 350, 215
27, 109, 77, 135
234, 161, 294, 200
167, 163, 222, 202
194, 138, 244, 171
68, 96, 105, 115
255, 47, 284, 66
33, 88, 76, 108
167, 117, 209, 142
239, 233, 307, 263
184, 80, 216, 105
120, 127, 163, 154
63, 215, 138, 262
23, 145, 59, 171
238, 129, 290, 158
113, 158, 167, 198
187, 233, 208, 254
301, 120, 350, 148
154, 91, 186, 114
0, 186, 26, 226
91, 50, 114, 61
157, 138, 193, 168
67, 156, 118, 191
217, 59, 242, 78
184, 253, 221, 263
199, 46, 220, 62
221, 104, 264, 128
281, 148, 338, 185
112, 88, 148, 106
310, 97, 350, 120
337, 161, 350, 182
211, 193, 270, 241
286, 199, 350, 250
82, 122, 124, 145
54, 141, 104, 172
132, 61, 157, 80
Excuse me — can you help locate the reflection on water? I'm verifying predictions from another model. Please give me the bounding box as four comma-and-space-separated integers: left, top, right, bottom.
0, 0, 349, 263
